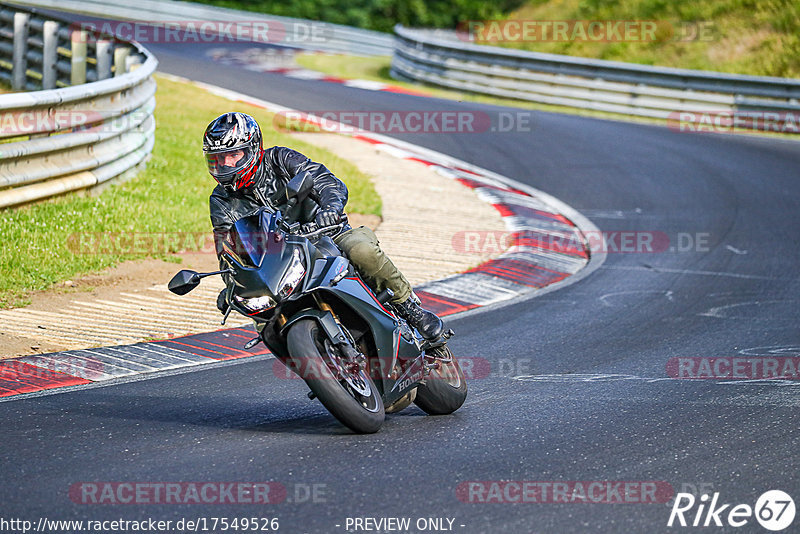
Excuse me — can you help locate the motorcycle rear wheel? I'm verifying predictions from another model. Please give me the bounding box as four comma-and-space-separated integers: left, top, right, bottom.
287, 319, 385, 433
414, 346, 467, 415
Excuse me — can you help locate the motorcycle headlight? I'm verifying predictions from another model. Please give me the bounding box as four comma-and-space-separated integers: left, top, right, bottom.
236, 294, 276, 314
278, 248, 305, 299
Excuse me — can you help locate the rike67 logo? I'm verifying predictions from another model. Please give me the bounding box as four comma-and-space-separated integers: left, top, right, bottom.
668, 490, 795, 531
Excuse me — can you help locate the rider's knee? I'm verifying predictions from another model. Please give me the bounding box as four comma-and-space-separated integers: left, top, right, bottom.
346, 240, 381, 273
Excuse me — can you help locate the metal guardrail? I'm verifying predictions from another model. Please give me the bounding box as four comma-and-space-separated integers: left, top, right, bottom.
11, 0, 395, 57
0, 4, 157, 209
392, 26, 800, 128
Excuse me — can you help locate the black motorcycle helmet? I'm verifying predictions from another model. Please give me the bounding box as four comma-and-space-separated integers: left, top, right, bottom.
203, 112, 263, 191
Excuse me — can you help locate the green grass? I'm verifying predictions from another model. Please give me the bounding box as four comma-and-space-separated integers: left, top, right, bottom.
492, 0, 800, 78
297, 54, 396, 83
0, 74, 380, 309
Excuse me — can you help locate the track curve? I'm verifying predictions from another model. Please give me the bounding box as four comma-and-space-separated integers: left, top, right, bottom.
1, 35, 799, 533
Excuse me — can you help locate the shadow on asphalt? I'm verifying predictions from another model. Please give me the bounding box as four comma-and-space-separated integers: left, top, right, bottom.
40, 390, 432, 436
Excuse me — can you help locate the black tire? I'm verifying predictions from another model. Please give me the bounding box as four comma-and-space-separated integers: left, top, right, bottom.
414, 346, 467, 415
287, 319, 384, 433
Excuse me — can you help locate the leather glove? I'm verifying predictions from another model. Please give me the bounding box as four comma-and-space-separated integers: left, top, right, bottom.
315, 208, 340, 227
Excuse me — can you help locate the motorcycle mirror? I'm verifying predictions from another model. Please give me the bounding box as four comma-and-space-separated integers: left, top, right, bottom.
269, 171, 314, 207
168, 270, 201, 295
286, 170, 314, 200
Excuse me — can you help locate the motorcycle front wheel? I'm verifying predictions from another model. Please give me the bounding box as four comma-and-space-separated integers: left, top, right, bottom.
286, 319, 384, 433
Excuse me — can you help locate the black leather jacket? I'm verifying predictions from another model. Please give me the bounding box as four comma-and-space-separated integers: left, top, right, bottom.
209, 146, 350, 242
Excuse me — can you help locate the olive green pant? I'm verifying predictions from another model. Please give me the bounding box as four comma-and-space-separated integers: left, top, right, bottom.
333, 226, 412, 303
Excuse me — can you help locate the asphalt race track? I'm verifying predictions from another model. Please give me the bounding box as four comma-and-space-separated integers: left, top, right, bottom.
1, 34, 799, 534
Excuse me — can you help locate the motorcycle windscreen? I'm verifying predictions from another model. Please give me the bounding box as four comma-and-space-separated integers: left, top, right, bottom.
222, 211, 300, 298
223, 212, 281, 268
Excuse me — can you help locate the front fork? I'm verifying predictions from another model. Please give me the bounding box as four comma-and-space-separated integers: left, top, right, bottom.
314, 295, 367, 369
271, 296, 367, 377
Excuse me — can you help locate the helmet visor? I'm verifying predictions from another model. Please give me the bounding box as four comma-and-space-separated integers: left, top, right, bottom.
205, 146, 255, 179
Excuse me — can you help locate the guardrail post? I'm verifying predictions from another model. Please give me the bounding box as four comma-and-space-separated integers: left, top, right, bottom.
96, 39, 112, 80
42, 21, 59, 90
0, 8, 158, 210
70, 30, 87, 85
127, 55, 142, 72
113, 46, 129, 76
12, 12, 30, 91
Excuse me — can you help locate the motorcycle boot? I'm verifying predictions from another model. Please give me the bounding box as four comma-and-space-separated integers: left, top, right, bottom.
394, 296, 444, 341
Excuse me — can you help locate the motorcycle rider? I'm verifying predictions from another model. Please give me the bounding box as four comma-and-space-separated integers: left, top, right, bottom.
203, 112, 444, 340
